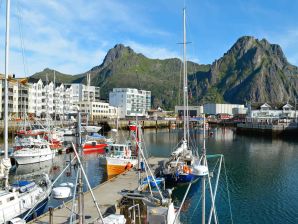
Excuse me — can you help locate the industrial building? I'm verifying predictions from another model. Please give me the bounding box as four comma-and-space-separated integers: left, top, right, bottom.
203, 103, 246, 115
174, 105, 204, 117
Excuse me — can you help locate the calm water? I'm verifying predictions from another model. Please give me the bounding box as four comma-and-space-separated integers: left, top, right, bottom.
6, 128, 298, 223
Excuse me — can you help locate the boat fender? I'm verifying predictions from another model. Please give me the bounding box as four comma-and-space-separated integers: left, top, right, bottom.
125, 162, 132, 170
183, 165, 190, 174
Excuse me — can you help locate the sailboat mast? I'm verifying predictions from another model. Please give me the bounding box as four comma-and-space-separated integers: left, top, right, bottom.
4, 0, 11, 160
183, 8, 187, 143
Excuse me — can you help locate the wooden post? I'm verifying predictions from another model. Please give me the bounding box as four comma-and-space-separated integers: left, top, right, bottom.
49, 207, 54, 224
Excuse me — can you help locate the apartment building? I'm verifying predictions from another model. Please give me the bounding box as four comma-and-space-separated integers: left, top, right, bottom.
77, 101, 118, 121
109, 88, 151, 118
0, 76, 104, 119
0, 76, 30, 119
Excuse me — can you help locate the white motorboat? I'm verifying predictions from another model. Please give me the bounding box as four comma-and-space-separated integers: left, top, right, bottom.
82, 125, 102, 133
12, 136, 55, 165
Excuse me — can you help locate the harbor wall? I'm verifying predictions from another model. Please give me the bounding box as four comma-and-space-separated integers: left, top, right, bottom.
236, 122, 298, 138
0, 119, 183, 134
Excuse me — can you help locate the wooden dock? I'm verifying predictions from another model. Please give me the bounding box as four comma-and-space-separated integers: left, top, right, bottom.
30, 157, 166, 224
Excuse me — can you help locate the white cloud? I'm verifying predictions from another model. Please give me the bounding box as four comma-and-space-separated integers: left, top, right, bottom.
262, 28, 298, 66
124, 41, 180, 59
0, 0, 173, 77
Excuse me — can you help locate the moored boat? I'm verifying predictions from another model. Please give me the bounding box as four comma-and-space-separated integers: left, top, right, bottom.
161, 8, 200, 186
99, 143, 137, 176
82, 140, 108, 153
12, 136, 55, 165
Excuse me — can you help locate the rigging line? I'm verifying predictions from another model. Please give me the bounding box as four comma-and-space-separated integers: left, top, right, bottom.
223, 157, 234, 224
190, 178, 209, 219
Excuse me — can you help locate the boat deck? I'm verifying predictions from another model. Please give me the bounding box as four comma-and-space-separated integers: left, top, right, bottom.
30, 157, 166, 224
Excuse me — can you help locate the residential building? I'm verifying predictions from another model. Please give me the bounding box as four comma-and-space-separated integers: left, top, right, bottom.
68, 83, 100, 102
109, 88, 151, 118
0, 77, 106, 119
247, 103, 297, 120
0, 76, 30, 119
76, 101, 117, 120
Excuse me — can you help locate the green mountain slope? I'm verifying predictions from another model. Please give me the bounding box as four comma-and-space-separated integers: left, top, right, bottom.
30, 36, 298, 109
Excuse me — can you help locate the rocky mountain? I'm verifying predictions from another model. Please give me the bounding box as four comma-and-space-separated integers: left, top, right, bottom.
30, 36, 298, 109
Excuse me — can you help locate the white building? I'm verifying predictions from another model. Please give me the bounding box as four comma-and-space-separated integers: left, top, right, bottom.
203, 103, 245, 115
0, 76, 30, 119
77, 101, 117, 120
68, 83, 100, 102
27, 80, 101, 118
109, 88, 151, 118
0, 77, 107, 119
248, 103, 297, 120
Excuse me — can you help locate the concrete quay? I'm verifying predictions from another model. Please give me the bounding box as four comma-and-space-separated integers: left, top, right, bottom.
30, 157, 166, 224
236, 122, 298, 138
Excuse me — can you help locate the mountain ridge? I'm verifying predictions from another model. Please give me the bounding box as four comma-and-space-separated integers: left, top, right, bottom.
30, 36, 298, 109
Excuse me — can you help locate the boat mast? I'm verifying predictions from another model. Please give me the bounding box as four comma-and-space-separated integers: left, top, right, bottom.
183, 8, 188, 145
4, 0, 11, 161
3, 0, 11, 188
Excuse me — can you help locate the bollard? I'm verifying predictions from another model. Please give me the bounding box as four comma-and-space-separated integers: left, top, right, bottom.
49, 206, 54, 224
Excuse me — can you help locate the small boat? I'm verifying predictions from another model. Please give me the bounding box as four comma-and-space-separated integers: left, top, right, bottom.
82, 125, 101, 133
82, 140, 108, 153
82, 133, 111, 153
11, 136, 55, 165
61, 127, 76, 136
99, 143, 137, 176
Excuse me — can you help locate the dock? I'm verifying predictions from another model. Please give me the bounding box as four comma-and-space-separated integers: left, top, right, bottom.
237, 122, 298, 138
30, 157, 166, 224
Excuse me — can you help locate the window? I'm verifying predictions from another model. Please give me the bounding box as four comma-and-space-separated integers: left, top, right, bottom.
7, 196, 15, 202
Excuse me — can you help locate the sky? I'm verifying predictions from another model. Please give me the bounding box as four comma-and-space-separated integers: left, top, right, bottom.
1, 0, 298, 77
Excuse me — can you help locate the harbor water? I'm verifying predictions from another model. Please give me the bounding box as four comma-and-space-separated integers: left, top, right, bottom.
4, 127, 298, 224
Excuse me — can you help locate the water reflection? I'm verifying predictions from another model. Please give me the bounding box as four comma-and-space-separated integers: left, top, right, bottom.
1, 128, 298, 223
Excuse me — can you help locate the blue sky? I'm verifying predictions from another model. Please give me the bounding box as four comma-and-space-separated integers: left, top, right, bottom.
1, 0, 298, 77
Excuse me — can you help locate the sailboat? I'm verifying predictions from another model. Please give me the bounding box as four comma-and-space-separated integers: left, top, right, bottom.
0, 1, 52, 222
162, 8, 201, 185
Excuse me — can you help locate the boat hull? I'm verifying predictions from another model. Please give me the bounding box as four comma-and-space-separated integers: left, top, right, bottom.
0, 183, 50, 223
13, 151, 55, 165
106, 158, 138, 176
163, 173, 199, 185
83, 143, 107, 154
21, 197, 48, 222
